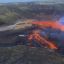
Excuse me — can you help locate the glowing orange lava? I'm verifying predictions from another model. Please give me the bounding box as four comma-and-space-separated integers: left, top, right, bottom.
32, 21, 64, 31
28, 30, 58, 50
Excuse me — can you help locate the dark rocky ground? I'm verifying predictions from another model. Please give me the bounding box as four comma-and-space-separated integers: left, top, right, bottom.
0, 45, 64, 64
0, 28, 64, 64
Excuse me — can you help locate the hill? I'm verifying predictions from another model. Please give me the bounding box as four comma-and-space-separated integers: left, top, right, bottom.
0, 2, 64, 25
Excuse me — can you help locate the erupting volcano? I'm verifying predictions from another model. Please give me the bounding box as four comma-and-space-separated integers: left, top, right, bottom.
26, 17, 64, 50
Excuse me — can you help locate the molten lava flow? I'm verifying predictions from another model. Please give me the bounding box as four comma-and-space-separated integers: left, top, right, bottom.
28, 30, 58, 50
32, 21, 64, 31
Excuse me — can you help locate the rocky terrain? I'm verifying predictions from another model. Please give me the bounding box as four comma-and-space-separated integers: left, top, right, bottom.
0, 45, 63, 64
0, 2, 64, 26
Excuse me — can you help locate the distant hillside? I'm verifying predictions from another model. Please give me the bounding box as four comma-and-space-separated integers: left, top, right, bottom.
0, 2, 64, 25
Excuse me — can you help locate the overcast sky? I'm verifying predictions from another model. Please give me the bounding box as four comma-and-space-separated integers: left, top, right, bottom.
0, 0, 64, 3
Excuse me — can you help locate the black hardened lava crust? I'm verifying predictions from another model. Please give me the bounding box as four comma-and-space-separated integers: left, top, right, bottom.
0, 45, 63, 64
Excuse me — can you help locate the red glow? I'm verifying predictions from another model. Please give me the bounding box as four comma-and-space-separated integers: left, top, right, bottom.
32, 21, 64, 31
28, 30, 58, 50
